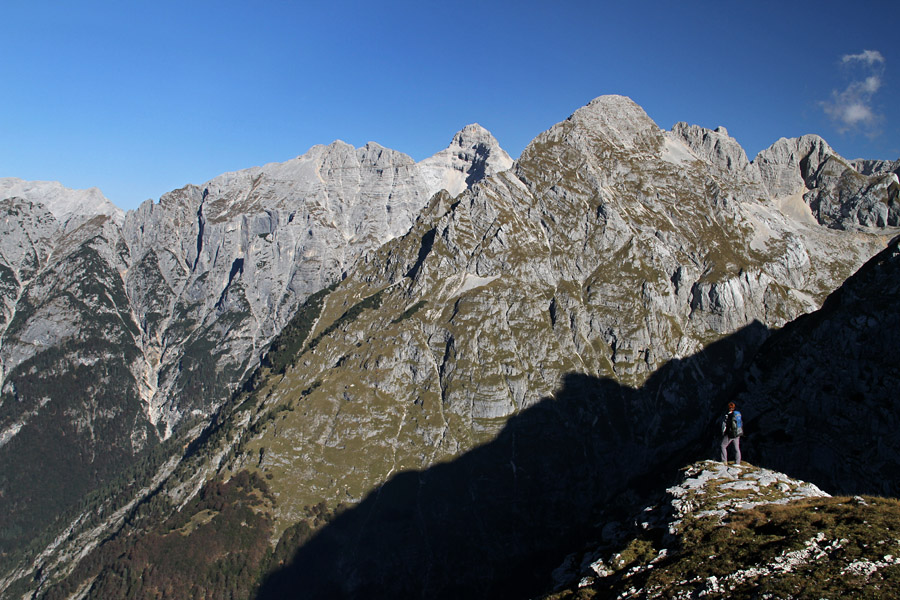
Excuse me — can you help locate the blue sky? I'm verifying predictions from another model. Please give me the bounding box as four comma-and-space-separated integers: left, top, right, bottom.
2, 0, 898, 211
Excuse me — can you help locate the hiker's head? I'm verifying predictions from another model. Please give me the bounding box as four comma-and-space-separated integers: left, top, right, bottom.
728, 402, 736, 411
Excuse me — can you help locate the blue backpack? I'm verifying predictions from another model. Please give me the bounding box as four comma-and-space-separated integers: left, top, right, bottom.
726, 411, 743, 438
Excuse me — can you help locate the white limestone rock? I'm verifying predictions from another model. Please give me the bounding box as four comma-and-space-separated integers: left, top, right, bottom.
750, 136, 899, 229
0, 178, 123, 229
665, 461, 829, 531
753, 135, 835, 200
669, 122, 762, 187
418, 123, 513, 198
121, 129, 512, 433
551, 460, 829, 591
122, 140, 437, 431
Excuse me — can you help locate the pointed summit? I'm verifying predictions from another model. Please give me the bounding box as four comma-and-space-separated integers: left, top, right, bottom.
418, 123, 513, 198
516, 95, 663, 181
449, 123, 502, 151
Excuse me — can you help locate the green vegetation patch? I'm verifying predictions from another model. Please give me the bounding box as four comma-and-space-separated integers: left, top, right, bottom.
43, 471, 275, 600
307, 288, 386, 351
263, 281, 338, 374
0, 332, 150, 567
391, 300, 427, 324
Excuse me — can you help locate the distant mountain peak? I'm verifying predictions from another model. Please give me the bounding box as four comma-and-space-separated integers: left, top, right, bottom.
516, 95, 661, 168
418, 123, 513, 198
0, 177, 123, 228
582, 93, 642, 110
572, 94, 659, 141
450, 122, 497, 147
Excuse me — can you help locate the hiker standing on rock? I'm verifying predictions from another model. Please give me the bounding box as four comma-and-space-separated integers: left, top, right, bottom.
721, 402, 743, 465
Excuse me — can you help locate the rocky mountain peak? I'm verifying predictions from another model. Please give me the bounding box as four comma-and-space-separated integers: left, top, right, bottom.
418, 123, 513, 198
515, 95, 663, 184
669, 121, 757, 179
753, 134, 836, 200
568, 94, 661, 147
450, 122, 500, 148
0, 177, 123, 229
752, 134, 899, 228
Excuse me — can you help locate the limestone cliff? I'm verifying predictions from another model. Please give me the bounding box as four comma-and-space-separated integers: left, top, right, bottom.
0, 128, 505, 584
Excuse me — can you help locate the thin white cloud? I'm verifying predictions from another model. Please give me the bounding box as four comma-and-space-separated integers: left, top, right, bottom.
822, 50, 886, 135
841, 50, 885, 66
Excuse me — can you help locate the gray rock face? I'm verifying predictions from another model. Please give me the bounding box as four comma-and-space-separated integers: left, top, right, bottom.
200, 94, 896, 561
0, 199, 58, 339
753, 135, 835, 200
123, 135, 502, 434
418, 123, 513, 198
851, 157, 900, 176
0, 178, 123, 230
0, 127, 507, 582
803, 155, 900, 228
669, 122, 762, 186
751, 136, 899, 229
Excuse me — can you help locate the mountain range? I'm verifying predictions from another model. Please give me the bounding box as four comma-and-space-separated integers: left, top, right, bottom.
0, 95, 898, 599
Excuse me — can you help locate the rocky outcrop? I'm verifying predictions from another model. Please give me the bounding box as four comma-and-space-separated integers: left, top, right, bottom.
671, 126, 900, 230
551, 461, 829, 590
550, 462, 900, 600
851, 157, 900, 176
669, 122, 762, 186
750, 136, 899, 229
753, 135, 835, 201
803, 154, 900, 228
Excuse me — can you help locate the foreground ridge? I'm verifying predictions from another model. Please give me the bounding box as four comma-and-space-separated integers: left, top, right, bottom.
548, 461, 900, 599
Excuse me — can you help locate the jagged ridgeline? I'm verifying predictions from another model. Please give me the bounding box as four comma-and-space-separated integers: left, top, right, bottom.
1, 96, 899, 598
0, 131, 511, 579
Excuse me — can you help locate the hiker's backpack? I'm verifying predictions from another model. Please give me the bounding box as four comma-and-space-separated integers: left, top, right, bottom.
726, 411, 743, 438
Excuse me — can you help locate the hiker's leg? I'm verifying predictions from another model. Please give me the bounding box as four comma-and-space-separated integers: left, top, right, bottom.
734, 436, 741, 465
720, 436, 729, 463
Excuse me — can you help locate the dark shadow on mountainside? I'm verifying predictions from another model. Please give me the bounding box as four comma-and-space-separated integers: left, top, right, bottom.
735, 236, 900, 497
255, 322, 771, 600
